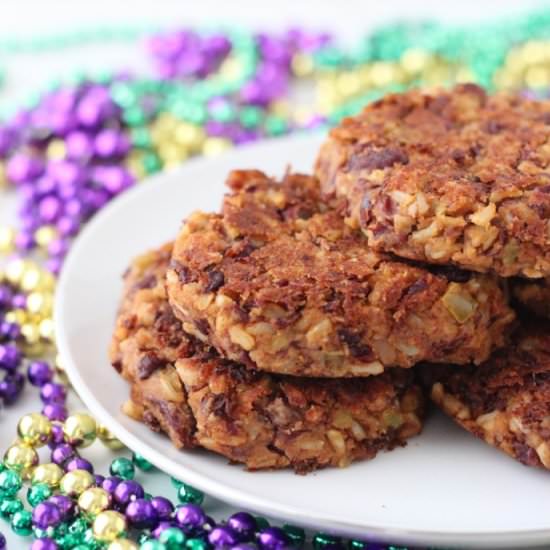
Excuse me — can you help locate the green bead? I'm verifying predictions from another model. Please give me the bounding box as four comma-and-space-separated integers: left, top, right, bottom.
283, 524, 306, 547
0, 469, 22, 496
170, 101, 207, 124
132, 452, 155, 471
210, 102, 236, 123
0, 462, 5, 472
111, 82, 138, 108
254, 516, 270, 530
33, 526, 55, 539
110, 457, 135, 480
264, 115, 288, 136
27, 482, 53, 507
83, 527, 103, 549
348, 541, 368, 549
142, 152, 162, 174
144, 492, 153, 500
131, 127, 152, 148
11, 508, 33, 536
141, 541, 166, 550
313, 533, 343, 550
159, 526, 186, 549
170, 477, 183, 488
68, 517, 89, 536
185, 539, 208, 550
123, 106, 148, 127
239, 106, 263, 129
177, 483, 204, 505
0, 497, 23, 519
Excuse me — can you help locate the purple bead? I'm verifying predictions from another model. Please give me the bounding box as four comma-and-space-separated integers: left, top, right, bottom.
0, 321, 20, 341
65, 457, 93, 473
94, 474, 105, 486
0, 344, 22, 371
257, 527, 289, 550
102, 476, 122, 494
113, 479, 144, 505
42, 402, 68, 422
175, 503, 207, 529
27, 360, 53, 386
39, 196, 62, 223
47, 495, 75, 520
76, 87, 117, 127
0, 127, 15, 157
0, 371, 24, 404
0, 286, 13, 309
40, 382, 67, 404
32, 501, 62, 529
14, 230, 35, 252
47, 238, 69, 258
93, 166, 134, 195
0, 533, 5, 550
45, 257, 63, 277
47, 160, 86, 187
231, 545, 258, 550
36, 175, 57, 196
11, 294, 27, 310
209, 525, 240, 547
56, 216, 80, 237
48, 423, 65, 447
150, 496, 174, 520
51, 443, 77, 465
228, 512, 257, 540
20, 214, 39, 232
125, 498, 158, 528
64, 198, 84, 217
6, 153, 44, 184
31, 539, 58, 550
65, 131, 94, 161
94, 129, 130, 158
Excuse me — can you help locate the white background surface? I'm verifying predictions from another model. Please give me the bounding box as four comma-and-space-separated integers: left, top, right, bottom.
0, 1, 548, 548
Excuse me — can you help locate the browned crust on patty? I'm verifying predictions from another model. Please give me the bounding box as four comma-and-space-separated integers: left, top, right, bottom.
512, 277, 550, 318
110, 244, 425, 472
315, 83, 550, 278
425, 323, 550, 469
166, 169, 514, 377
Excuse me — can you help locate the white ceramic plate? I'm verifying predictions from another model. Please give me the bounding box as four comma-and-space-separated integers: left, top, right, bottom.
56, 134, 550, 549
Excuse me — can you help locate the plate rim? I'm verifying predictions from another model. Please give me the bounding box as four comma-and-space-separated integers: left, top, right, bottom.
55, 134, 550, 549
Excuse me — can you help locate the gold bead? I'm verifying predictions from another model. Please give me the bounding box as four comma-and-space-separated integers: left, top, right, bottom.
93, 511, 127, 542
174, 123, 205, 152
0, 226, 16, 254
108, 540, 139, 550
5, 258, 30, 285
218, 57, 243, 80
59, 469, 94, 496
63, 413, 97, 447
401, 48, 431, 73
4, 442, 39, 476
17, 413, 52, 447
20, 266, 42, 292
5, 309, 27, 325
336, 72, 361, 97
37, 270, 56, 291
34, 226, 58, 248
39, 318, 55, 341
157, 143, 188, 164
22, 341, 47, 358
270, 99, 290, 118
78, 487, 111, 517
0, 162, 7, 189
21, 323, 41, 346
202, 137, 232, 157
26, 292, 52, 315
97, 425, 125, 451
525, 65, 550, 88
31, 463, 64, 488
46, 139, 67, 160
124, 151, 147, 180
291, 53, 314, 77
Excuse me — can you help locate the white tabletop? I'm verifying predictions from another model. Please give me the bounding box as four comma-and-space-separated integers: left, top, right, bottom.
0, 1, 545, 548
